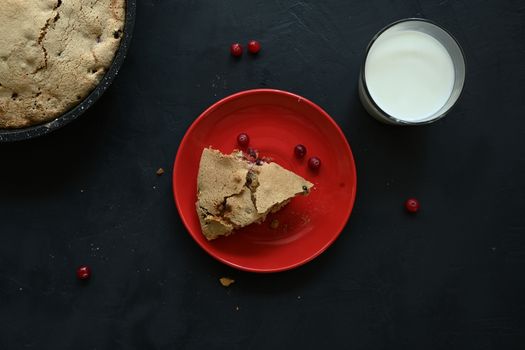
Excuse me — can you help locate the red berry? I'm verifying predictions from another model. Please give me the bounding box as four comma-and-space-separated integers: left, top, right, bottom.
294, 144, 307, 158
405, 198, 420, 213
76, 266, 91, 280
308, 156, 321, 170
247, 40, 261, 54
230, 43, 243, 57
237, 133, 249, 147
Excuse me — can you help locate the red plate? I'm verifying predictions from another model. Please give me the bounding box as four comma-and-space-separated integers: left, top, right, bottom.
173, 89, 357, 272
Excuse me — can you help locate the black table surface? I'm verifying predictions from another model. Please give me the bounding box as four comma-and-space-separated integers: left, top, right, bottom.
1, 0, 524, 349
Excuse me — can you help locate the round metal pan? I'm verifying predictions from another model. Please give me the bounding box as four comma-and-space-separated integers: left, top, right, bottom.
0, 0, 136, 143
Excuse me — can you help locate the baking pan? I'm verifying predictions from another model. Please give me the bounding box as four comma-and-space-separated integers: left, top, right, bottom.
0, 0, 136, 143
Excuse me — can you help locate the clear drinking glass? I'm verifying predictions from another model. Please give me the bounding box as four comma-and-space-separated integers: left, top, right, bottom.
358, 18, 466, 125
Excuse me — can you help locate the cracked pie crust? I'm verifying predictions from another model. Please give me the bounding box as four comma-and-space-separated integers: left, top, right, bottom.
0, 0, 126, 129
196, 148, 314, 240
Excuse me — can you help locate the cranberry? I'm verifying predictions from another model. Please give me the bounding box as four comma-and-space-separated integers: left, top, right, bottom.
230, 43, 243, 57
76, 266, 91, 280
237, 133, 249, 147
247, 40, 261, 54
294, 144, 307, 158
405, 198, 420, 213
308, 156, 321, 171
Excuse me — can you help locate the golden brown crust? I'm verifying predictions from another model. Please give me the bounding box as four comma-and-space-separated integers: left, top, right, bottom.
254, 162, 313, 214
0, 0, 126, 128
195, 148, 314, 240
196, 148, 250, 216
224, 188, 262, 227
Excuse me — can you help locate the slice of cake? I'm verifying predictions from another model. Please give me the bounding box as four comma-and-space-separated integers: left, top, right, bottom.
196, 147, 313, 240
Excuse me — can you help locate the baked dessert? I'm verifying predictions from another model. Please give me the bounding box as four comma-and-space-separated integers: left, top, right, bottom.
0, 0, 126, 129
196, 148, 314, 240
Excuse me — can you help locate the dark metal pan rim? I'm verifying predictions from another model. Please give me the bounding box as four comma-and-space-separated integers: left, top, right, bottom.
0, 0, 136, 143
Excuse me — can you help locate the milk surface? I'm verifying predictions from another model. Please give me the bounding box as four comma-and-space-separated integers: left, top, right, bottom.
365, 30, 455, 122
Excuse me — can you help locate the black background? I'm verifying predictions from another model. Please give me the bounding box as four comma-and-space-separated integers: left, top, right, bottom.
1, 0, 524, 349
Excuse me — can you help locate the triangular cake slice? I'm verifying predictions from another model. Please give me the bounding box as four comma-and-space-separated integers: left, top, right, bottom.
196, 147, 313, 240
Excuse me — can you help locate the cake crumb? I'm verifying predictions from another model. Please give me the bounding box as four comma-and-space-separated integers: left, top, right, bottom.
156, 168, 165, 176
219, 277, 235, 287
270, 219, 280, 229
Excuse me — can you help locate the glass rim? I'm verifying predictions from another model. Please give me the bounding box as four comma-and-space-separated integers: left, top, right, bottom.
360, 18, 467, 125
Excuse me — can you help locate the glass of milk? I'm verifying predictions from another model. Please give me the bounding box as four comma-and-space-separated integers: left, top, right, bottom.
359, 18, 466, 125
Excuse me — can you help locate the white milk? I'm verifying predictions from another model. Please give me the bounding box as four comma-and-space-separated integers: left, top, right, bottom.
364, 30, 455, 122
